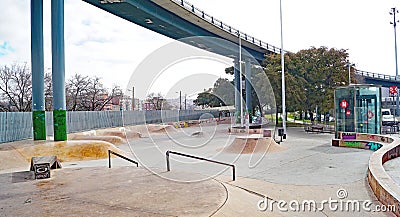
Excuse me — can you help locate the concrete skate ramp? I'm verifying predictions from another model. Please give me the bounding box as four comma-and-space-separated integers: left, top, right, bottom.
0, 167, 227, 216
127, 124, 177, 135
223, 135, 287, 154
97, 127, 141, 139
69, 135, 126, 145
97, 128, 127, 138
0, 140, 124, 171
0, 145, 28, 171
99, 129, 142, 139
70, 127, 142, 142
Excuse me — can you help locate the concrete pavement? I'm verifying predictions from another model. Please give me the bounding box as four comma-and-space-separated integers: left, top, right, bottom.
0, 124, 397, 216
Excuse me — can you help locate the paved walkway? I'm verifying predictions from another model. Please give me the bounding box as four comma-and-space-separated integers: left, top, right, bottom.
384, 157, 400, 187
0, 124, 397, 216
0, 167, 227, 216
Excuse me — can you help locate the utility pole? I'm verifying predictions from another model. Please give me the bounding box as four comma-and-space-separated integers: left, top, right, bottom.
390, 7, 399, 116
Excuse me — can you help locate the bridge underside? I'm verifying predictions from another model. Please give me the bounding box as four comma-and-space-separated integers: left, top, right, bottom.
358, 75, 400, 115
30, 0, 276, 140
82, 0, 269, 62
360, 77, 400, 88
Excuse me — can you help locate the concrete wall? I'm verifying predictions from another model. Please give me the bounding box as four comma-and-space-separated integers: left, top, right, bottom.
335, 131, 400, 216
0, 110, 218, 143
334, 132, 394, 151
368, 139, 400, 216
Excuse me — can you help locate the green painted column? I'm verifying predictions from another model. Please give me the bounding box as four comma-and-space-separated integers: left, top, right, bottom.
53, 110, 67, 141
32, 111, 46, 140
31, 0, 46, 140
51, 0, 67, 141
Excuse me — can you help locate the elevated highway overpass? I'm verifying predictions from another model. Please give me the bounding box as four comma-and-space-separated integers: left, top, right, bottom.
31, 0, 281, 140
31, 0, 399, 139
356, 70, 400, 87
83, 0, 282, 62
356, 70, 400, 115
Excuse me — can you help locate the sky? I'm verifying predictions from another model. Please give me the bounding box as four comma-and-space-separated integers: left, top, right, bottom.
0, 0, 399, 99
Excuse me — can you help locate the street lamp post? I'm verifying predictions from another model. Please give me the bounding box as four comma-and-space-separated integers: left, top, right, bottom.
132, 87, 135, 111
280, 0, 287, 137
390, 7, 399, 116
239, 32, 244, 128
127, 87, 135, 111
347, 63, 355, 85
176, 91, 182, 110
184, 94, 187, 110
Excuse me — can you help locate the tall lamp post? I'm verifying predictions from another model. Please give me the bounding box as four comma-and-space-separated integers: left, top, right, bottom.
131, 86, 134, 111
184, 93, 187, 110
347, 62, 355, 85
280, 0, 286, 137
390, 7, 399, 116
238, 32, 244, 128
127, 86, 135, 111
176, 91, 182, 110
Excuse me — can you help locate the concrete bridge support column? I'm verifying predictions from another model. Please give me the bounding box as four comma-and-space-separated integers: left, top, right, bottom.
51, 0, 67, 141
234, 60, 241, 124
245, 61, 253, 122
31, 0, 46, 140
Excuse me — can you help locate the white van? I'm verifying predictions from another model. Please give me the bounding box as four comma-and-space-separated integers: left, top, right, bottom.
382, 109, 397, 126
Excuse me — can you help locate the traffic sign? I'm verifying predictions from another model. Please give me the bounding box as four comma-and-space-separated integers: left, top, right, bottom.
340, 99, 349, 109
389, 86, 398, 95
346, 110, 351, 116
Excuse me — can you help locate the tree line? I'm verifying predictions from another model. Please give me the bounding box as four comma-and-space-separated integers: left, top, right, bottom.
194, 46, 356, 120
1, 46, 356, 115
0, 63, 122, 112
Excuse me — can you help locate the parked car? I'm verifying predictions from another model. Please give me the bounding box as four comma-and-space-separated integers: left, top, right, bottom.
382, 109, 398, 126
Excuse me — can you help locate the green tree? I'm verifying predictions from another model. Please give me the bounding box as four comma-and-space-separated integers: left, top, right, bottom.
263, 53, 306, 114
263, 46, 353, 120
193, 89, 223, 108
213, 78, 234, 106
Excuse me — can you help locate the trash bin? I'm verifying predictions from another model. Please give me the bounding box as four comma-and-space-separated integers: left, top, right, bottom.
278, 129, 284, 137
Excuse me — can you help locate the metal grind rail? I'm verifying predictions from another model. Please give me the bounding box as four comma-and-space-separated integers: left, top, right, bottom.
166, 150, 236, 181
108, 150, 139, 168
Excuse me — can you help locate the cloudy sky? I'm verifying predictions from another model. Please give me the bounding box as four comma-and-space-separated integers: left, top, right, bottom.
0, 0, 399, 99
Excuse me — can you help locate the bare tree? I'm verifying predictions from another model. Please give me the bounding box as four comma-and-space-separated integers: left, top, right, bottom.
98, 84, 122, 111
44, 72, 53, 111
85, 78, 122, 111
85, 77, 105, 111
0, 64, 123, 112
0, 63, 32, 112
66, 74, 90, 111
146, 93, 170, 110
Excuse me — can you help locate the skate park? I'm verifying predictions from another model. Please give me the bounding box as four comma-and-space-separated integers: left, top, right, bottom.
1, 0, 400, 216
1, 115, 400, 216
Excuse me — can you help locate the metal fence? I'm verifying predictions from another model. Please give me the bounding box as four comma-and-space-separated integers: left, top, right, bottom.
0, 112, 33, 143
0, 110, 218, 143
356, 70, 400, 81
170, 0, 282, 54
